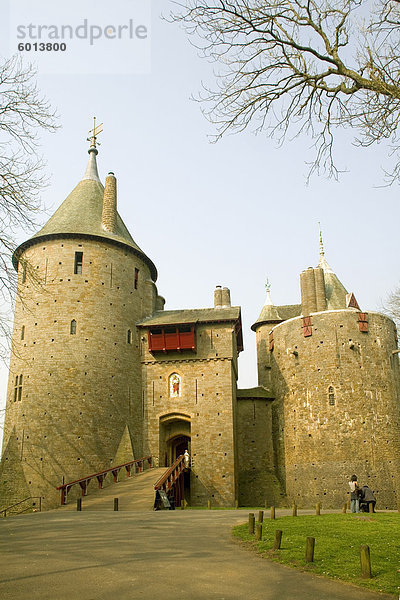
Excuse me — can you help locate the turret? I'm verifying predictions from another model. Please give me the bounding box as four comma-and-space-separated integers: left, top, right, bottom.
252, 281, 282, 389
0, 122, 158, 510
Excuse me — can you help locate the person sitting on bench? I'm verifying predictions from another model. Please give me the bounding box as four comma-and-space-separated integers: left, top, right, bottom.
359, 485, 376, 513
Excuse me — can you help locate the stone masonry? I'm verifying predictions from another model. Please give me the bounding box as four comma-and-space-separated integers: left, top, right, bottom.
1, 140, 399, 511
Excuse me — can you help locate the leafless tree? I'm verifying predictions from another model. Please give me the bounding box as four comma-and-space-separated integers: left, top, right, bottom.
170, 0, 400, 180
383, 285, 400, 332
0, 55, 57, 363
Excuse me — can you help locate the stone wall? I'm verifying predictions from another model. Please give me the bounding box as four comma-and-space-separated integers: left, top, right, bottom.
0, 237, 155, 510
236, 398, 284, 506
270, 309, 400, 509
255, 326, 273, 389
141, 321, 238, 506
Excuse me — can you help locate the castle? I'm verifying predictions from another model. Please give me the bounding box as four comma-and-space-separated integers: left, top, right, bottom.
1, 133, 399, 511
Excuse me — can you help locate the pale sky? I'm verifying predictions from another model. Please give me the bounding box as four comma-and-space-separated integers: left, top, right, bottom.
1, 0, 399, 446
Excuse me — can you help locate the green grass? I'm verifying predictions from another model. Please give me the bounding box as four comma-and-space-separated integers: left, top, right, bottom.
233, 513, 400, 596
186, 506, 266, 510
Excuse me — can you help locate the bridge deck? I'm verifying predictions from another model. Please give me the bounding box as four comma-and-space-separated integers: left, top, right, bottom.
54, 467, 166, 512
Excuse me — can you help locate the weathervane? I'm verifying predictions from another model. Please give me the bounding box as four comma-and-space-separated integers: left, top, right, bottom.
87, 116, 103, 149
318, 221, 324, 258
265, 278, 271, 293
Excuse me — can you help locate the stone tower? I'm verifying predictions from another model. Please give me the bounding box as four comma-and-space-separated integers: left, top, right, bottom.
255, 236, 400, 509
0, 136, 158, 509
138, 286, 243, 507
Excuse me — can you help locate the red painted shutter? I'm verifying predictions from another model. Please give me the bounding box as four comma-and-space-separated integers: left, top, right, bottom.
302, 316, 312, 337
358, 313, 368, 332
269, 332, 274, 351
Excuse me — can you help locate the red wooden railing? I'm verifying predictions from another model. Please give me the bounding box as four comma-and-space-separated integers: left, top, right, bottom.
153, 454, 188, 509
56, 456, 152, 505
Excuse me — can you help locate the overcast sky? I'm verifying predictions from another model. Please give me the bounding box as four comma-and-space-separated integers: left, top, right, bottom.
1, 0, 399, 445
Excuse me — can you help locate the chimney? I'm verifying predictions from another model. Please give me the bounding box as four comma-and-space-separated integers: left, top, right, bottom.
102, 172, 117, 232
214, 285, 223, 308
314, 266, 327, 312
221, 287, 231, 307
156, 295, 166, 311
300, 267, 317, 315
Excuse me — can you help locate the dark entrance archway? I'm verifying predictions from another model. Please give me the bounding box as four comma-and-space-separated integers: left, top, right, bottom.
159, 413, 191, 467
170, 435, 190, 463
159, 414, 191, 505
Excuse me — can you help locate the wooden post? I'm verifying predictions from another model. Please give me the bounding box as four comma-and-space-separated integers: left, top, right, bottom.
180, 499, 185, 510
305, 537, 315, 562
292, 503, 297, 517
248, 513, 255, 535
114, 497, 119, 511
235, 499, 239, 509
342, 503, 347, 513
207, 500, 211, 510
315, 502, 321, 515
368, 503, 374, 513
77, 498, 82, 511
255, 523, 262, 541
273, 530, 282, 550
258, 510, 264, 523
270, 506, 276, 520
360, 545, 372, 578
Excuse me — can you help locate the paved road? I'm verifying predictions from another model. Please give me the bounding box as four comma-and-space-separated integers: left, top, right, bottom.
0, 508, 395, 600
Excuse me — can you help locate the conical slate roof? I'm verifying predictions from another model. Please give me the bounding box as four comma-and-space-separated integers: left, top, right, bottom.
321, 270, 348, 310
251, 288, 283, 331
318, 230, 347, 310
13, 147, 157, 281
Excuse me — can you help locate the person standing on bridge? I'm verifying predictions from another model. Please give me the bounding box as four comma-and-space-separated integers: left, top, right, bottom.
183, 450, 190, 469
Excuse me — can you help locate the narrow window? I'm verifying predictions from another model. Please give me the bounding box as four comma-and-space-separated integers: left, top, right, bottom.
14, 374, 23, 402
21, 325, 25, 340
70, 320, 77, 335
127, 329, 132, 344
134, 268, 139, 290
18, 375, 23, 401
328, 386, 335, 406
74, 252, 83, 275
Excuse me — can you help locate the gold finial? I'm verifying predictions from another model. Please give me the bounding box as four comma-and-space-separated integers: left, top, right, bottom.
87, 116, 103, 149
318, 222, 324, 258
265, 278, 271, 293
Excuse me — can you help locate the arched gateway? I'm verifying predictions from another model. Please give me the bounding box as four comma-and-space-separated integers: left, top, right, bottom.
159, 413, 191, 467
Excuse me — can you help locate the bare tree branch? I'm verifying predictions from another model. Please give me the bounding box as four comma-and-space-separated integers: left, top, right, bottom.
0, 55, 58, 363
383, 284, 400, 332
170, 0, 400, 181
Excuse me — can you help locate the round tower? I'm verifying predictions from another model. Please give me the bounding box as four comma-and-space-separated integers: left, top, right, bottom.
0, 134, 158, 509
251, 281, 283, 389
268, 229, 400, 510
271, 309, 400, 509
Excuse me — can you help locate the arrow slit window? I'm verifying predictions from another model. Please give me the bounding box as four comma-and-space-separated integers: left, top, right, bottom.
328, 386, 335, 406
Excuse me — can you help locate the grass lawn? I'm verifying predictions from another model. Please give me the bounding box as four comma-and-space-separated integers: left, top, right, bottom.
232, 513, 400, 596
